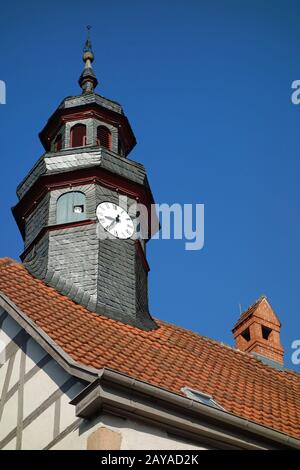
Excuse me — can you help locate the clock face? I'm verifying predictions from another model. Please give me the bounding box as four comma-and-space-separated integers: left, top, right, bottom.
96, 202, 135, 239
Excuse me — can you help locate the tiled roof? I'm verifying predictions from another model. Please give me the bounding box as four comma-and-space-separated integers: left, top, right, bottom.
0, 258, 300, 439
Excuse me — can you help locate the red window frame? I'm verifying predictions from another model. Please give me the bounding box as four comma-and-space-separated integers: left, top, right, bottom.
70, 124, 87, 148
97, 126, 112, 150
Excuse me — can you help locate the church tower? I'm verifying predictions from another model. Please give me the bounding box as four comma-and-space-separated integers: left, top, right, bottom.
12, 32, 158, 330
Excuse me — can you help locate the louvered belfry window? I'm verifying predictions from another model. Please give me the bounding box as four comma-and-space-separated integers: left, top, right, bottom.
56, 191, 86, 224
70, 124, 87, 148
97, 126, 111, 150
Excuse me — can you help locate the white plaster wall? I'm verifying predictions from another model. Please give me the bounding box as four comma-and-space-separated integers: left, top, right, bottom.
59, 382, 84, 431
23, 366, 60, 419
51, 428, 86, 450
25, 338, 47, 373
22, 405, 55, 450
2, 437, 16, 450
52, 414, 207, 451
8, 349, 22, 390
0, 360, 8, 394
0, 392, 18, 441
0, 314, 21, 347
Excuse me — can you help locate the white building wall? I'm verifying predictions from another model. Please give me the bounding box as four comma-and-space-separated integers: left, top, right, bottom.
51, 413, 206, 450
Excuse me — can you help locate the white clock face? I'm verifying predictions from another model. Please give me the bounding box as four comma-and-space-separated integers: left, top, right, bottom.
96, 202, 135, 239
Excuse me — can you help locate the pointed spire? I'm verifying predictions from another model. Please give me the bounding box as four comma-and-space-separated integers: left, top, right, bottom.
79, 26, 98, 94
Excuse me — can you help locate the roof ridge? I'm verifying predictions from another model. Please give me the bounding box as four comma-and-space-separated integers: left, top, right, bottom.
157, 318, 300, 380
233, 295, 267, 327
0, 257, 18, 268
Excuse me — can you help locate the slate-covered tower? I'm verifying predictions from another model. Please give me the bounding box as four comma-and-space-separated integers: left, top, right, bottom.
12, 34, 158, 330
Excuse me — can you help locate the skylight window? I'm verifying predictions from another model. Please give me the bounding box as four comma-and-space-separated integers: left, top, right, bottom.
181, 387, 224, 410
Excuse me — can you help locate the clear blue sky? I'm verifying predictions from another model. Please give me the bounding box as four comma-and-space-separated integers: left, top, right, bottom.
1, 0, 300, 370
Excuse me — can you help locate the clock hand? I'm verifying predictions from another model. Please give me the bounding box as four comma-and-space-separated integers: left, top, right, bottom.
107, 214, 121, 231
108, 215, 121, 229
108, 220, 117, 230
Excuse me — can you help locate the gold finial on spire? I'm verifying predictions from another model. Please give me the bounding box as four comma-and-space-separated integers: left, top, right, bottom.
79, 25, 98, 94
83, 25, 94, 64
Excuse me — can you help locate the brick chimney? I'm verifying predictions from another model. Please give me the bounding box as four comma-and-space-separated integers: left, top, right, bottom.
232, 296, 284, 365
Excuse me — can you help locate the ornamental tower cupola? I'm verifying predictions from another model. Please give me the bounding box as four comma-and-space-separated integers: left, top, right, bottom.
12, 31, 159, 330
232, 296, 284, 365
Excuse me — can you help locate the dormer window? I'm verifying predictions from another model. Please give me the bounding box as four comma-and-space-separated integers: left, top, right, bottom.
70, 124, 87, 148
97, 125, 111, 150
54, 134, 62, 152
57, 191, 86, 224
181, 387, 224, 410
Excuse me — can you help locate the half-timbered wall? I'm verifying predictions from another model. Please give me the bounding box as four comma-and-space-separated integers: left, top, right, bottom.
0, 309, 86, 450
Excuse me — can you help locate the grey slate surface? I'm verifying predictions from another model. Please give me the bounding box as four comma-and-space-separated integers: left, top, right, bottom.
17, 90, 157, 331
17, 148, 146, 200
59, 92, 123, 114
23, 183, 157, 330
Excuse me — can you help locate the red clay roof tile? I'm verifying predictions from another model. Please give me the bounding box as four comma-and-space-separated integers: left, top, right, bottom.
0, 258, 299, 439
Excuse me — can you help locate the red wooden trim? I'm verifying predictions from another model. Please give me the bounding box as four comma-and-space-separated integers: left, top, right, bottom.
20, 219, 96, 261
54, 134, 62, 152
13, 166, 157, 240
135, 240, 150, 273
39, 103, 136, 155
97, 125, 112, 151
70, 123, 87, 148
16, 172, 148, 221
